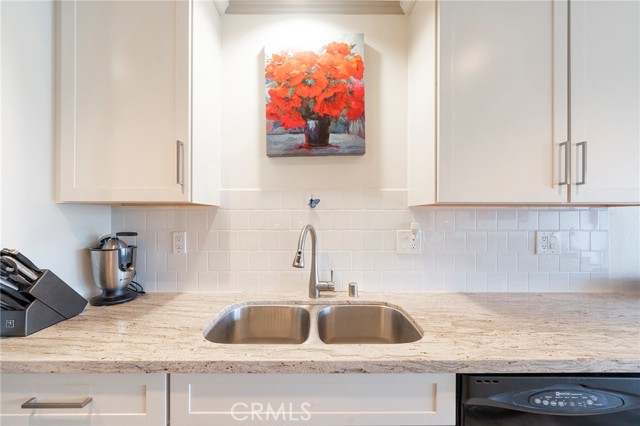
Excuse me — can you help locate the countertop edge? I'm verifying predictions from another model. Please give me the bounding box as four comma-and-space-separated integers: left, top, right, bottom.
2, 360, 639, 375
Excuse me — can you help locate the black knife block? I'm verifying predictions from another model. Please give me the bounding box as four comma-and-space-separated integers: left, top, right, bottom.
0, 269, 87, 337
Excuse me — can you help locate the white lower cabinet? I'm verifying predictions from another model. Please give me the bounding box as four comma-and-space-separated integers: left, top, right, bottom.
170, 373, 456, 426
0, 374, 167, 426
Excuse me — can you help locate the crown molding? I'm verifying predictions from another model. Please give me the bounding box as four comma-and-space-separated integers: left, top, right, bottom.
225, 1, 405, 15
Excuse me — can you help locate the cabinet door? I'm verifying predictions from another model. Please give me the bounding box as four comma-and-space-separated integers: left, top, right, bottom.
569, 0, 640, 204
57, 0, 190, 203
438, 0, 568, 203
171, 373, 456, 425
0, 373, 167, 426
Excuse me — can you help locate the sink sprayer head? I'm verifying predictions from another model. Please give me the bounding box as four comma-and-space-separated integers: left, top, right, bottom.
292, 250, 304, 268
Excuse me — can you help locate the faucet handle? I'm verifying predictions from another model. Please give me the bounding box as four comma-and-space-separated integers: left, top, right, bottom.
318, 268, 335, 292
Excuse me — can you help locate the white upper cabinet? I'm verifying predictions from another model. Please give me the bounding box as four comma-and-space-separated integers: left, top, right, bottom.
409, 0, 639, 205
569, 0, 640, 203
437, 0, 567, 204
57, 0, 221, 205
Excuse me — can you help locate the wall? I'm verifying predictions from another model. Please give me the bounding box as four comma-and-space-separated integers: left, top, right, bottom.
108, 12, 615, 294
1, 0, 110, 297
610, 206, 640, 292
113, 193, 611, 293
221, 14, 408, 189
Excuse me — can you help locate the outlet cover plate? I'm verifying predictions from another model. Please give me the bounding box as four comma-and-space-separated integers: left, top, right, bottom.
172, 232, 187, 254
536, 231, 561, 254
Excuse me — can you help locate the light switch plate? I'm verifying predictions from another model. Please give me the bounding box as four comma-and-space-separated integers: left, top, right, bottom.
536, 231, 561, 254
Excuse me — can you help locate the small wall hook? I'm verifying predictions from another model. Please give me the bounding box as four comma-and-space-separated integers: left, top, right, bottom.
308, 195, 320, 208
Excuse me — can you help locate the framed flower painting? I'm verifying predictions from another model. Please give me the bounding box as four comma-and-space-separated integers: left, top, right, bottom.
265, 34, 365, 157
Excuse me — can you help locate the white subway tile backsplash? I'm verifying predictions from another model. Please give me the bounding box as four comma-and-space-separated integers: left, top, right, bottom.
548, 272, 570, 292
198, 231, 219, 251
517, 253, 538, 272
476, 252, 497, 272
372, 252, 394, 271
538, 211, 559, 230
517, 211, 538, 230
187, 252, 208, 272
528, 272, 549, 292
570, 231, 590, 251
218, 271, 240, 292
445, 232, 466, 250
167, 253, 187, 273
363, 271, 384, 292
466, 231, 487, 251
466, 272, 487, 292
445, 272, 466, 292
187, 210, 208, 231
435, 211, 456, 230
538, 254, 559, 272
559, 252, 580, 272
435, 252, 456, 271
208, 252, 229, 271
580, 210, 599, 230
404, 272, 425, 292
476, 210, 497, 230
507, 272, 528, 292
497, 252, 518, 272
580, 252, 603, 272
455, 252, 475, 271
228, 210, 249, 230
425, 271, 446, 292
156, 272, 178, 292
383, 272, 404, 292
425, 231, 445, 251
497, 211, 517, 230
116, 190, 610, 294
507, 231, 528, 252
455, 210, 476, 230
559, 211, 580, 230
147, 251, 167, 272
487, 231, 508, 251
125, 210, 146, 230
486, 272, 507, 292
146, 211, 168, 229
177, 272, 198, 292
591, 231, 609, 251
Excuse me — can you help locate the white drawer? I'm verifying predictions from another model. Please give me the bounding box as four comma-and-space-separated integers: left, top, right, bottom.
0, 373, 167, 426
171, 373, 456, 426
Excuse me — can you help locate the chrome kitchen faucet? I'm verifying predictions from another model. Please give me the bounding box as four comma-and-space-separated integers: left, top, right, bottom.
292, 224, 335, 298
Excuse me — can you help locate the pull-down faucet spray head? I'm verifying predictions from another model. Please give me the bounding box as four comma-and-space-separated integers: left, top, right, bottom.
292, 224, 320, 298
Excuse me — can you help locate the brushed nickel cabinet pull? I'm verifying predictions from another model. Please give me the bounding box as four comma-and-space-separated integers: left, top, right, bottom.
176, 140, 185, 189
21, 397, 93, 409
576, 141, 587, 185
558, 141, 570, 186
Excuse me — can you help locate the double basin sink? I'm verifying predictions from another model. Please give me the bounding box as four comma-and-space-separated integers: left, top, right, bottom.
204, 302, 423, 345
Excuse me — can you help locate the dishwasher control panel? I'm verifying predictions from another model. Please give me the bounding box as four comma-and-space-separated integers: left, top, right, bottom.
528, 389, 623, 413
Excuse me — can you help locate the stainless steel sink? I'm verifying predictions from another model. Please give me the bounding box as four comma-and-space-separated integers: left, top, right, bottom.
204, 302, 423, 345
204, 305, 310, 344
317, 305, 423, 344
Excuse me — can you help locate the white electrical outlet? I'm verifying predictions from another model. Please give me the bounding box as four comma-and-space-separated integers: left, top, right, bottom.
396, 224, 422, 255
536, 231, 561, 254
172, 232, 187, 254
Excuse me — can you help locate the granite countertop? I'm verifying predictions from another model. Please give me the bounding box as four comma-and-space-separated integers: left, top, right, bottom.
1, 292, 638, 374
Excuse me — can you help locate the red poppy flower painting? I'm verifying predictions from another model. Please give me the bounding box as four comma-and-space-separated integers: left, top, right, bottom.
265, 34, 365, 157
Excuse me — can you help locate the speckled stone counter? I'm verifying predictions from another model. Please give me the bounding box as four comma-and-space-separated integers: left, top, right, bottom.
1, 292, 638, 374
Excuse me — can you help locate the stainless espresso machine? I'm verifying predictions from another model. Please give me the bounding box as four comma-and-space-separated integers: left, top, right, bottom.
89, 232, 139, 306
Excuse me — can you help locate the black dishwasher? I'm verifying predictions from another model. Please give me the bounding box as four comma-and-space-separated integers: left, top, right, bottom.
458, 374, 640, 426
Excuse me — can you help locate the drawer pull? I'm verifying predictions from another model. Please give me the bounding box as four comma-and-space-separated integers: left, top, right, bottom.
21, 397, 92, 409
